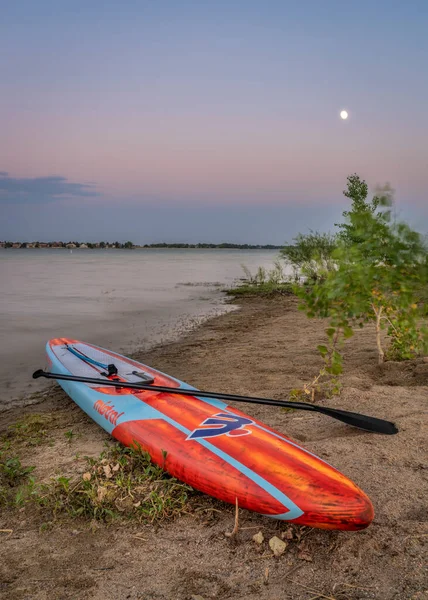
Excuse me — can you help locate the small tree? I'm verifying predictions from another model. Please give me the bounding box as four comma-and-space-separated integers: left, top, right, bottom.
298, 182, 428, 367
335, 174, 388, 246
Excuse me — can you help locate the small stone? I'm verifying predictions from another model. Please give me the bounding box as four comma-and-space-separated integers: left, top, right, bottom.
252, 531, 264, 545
82, 472, 91, 481
269, 536, 287, 557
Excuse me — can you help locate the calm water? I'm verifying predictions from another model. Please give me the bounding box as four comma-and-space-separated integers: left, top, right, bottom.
0, 248, 281, 408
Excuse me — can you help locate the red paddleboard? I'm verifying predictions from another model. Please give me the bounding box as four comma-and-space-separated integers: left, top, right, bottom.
46, 338, 374, 530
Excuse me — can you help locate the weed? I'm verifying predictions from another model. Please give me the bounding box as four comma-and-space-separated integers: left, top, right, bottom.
0, 449, 35, 508
64, 430, 77, 443
0, 455, 35, 484
39, 522, 55, 533
14, 476, 36, 507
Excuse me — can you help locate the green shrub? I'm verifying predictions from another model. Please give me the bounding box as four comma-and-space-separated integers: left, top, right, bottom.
281, 231, 338, 283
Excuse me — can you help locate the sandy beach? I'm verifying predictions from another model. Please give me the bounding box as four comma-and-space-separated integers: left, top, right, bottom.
1, 294, 427, 599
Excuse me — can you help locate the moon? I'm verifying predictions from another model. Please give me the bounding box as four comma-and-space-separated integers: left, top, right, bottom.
340, 110, 349, 120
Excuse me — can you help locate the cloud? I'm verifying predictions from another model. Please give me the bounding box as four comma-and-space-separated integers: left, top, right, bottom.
0, 172, 98, 204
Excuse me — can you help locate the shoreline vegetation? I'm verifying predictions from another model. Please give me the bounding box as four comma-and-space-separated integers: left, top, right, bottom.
1, 173, 427, 598
232, 174, 428, 400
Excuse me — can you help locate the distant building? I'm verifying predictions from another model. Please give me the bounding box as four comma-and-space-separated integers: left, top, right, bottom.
66, 243, 76, 249
79, 243, 88, 249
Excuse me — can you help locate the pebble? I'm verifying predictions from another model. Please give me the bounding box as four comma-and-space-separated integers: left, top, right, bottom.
269, 536, 287, 557
253, 531, 264, 544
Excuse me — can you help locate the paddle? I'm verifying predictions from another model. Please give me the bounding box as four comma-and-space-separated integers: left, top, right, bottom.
33, 369, 398, 435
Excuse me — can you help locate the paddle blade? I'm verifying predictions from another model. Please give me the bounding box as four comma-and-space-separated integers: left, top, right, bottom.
317, 406, 398, 435
32, 369, 45, 379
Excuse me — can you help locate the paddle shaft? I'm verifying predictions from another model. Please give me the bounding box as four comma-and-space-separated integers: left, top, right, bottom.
33, 369, 398, 435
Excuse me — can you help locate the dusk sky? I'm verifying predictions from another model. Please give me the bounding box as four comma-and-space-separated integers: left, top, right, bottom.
1, 1, 427, 244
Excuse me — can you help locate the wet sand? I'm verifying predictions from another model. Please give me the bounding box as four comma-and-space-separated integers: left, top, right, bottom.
1, 294, 427, 599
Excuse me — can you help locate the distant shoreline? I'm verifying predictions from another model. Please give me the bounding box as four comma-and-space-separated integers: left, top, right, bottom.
1, 244, 285, 250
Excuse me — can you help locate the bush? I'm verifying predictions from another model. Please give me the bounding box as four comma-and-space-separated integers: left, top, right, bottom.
297, 176, 428, 365
281, 231, 338, 283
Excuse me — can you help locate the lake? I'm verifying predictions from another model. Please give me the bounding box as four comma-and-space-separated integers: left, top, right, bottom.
0, 248, 282, 409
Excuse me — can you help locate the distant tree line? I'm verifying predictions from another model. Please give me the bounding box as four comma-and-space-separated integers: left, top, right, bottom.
1, 241, 286, 250
142, 243, 284, 249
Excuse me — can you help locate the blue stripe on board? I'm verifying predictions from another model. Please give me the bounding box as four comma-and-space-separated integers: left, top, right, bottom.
66, 344, 109, 370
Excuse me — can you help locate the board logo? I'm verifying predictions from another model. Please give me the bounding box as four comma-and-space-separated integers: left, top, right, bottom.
93, 399, 124, 426
187, 413, 254, 440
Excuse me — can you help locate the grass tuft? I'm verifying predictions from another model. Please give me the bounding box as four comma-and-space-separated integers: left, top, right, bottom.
4, 414, 57, 447
225, 261, 295, 297
226, 282, 294, 297
34, 443, 194, 523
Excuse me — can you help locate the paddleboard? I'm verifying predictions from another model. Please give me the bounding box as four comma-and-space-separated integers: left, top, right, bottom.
46, 338, 374, 530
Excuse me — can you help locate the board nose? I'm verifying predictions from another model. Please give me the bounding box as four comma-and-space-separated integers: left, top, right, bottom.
292, 484, 374, 531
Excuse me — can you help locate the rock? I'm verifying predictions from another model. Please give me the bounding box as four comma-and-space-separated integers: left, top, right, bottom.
269, 536, 287, 557
253, 531, 264, 545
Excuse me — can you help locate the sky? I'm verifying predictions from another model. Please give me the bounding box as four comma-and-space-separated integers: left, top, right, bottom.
1, 0, 427, 244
